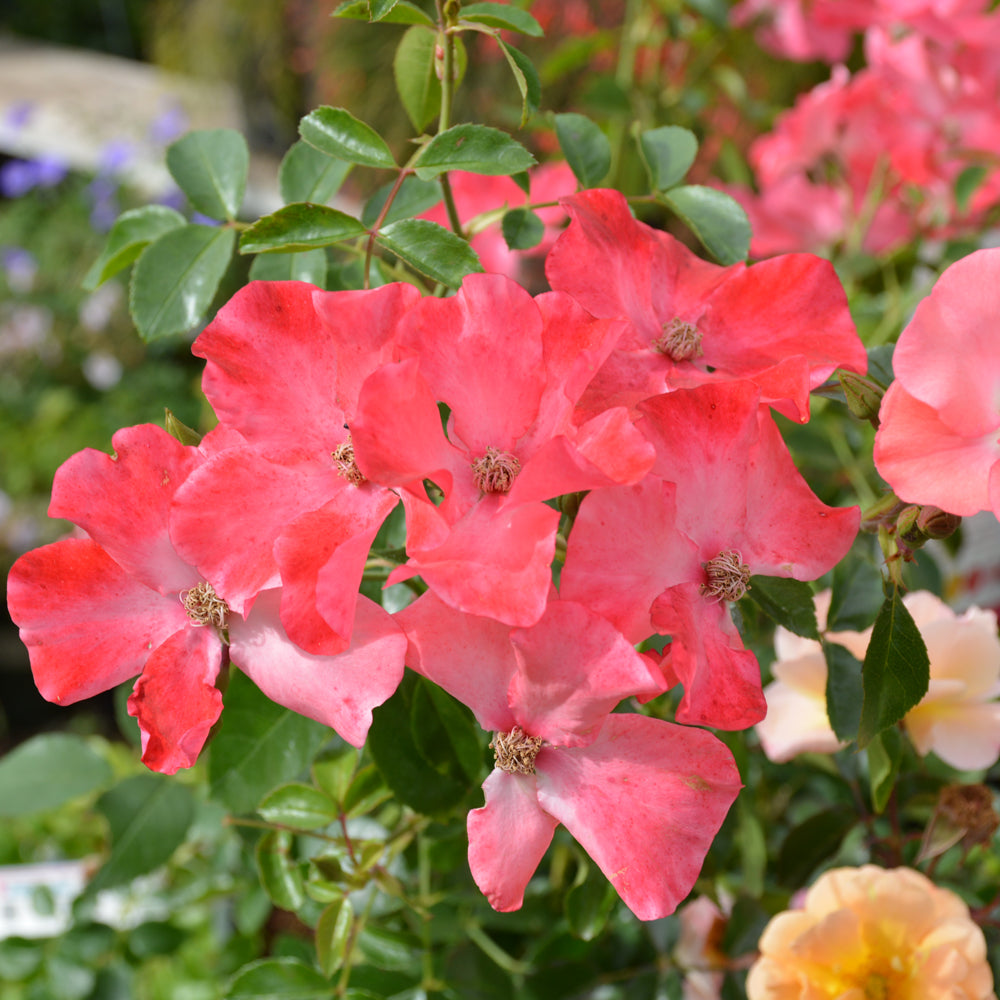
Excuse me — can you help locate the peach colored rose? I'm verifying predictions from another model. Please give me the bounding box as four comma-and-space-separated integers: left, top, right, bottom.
756, 591, 1000, 769
747, 865, 996, 999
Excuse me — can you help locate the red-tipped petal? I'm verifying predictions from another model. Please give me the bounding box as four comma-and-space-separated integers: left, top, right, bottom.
8, 538, 189, 705
127, 624, 223, 774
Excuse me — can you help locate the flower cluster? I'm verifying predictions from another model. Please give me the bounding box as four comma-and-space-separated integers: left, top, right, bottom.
7, 187, 865, 919
746, 865, 996, 999
727, 0, 1000, 255
756, 590, 1000, 769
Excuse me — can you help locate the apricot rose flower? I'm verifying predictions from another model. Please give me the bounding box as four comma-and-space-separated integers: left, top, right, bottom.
746, 865, 996, 999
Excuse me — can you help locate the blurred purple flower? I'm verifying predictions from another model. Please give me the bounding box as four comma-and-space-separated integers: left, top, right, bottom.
2, 247, 38, 293
0, 156, 68, 199
98, 140, 134, 175
149, 102, 188, 146
4, 102, 34, 130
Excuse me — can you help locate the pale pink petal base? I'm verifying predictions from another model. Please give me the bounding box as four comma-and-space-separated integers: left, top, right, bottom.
467, 769, 558, 912
229, 590, 406, 747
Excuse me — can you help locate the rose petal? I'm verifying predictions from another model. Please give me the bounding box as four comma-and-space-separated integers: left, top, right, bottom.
509, 600, 664, 747
467, 768, 559, 912
49, 424, 199, 595
8, 538, 189, 704
127, 624, 223, 774
535, 714, 741, 920
229, 589, 406, 746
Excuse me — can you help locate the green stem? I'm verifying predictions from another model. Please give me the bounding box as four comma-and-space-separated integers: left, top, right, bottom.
464, 920, 530, 977
436, 0, 465, 236
364, 167, 411, 289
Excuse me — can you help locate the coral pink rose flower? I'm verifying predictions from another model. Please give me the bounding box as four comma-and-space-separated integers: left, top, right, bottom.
746, 865, 996, 999
545, 188, 866, 422
351, 272, 653, 626
6, 424, 407, 773
561, 381, 860, 729
875, 249, 1000, 518
169, 280, 419, 655
397, 591, 742, 920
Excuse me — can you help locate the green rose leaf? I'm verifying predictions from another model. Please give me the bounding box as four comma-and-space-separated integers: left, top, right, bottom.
394, 26, 441, 134
497, 38, 541, 126
332, 0, 434, 24
83, 205, 187, 290
460, 2, 544, 36
249, 248, 328, 286
208, 671, 331, 815
555, 112, 610, 188
747, 576, 819, 639
316, 898, 355, 977
638, 125, 698, 191
0, 734, 112, 817
776, 807, 857, 888
256, 830, 305, 911
955, 164, 988, 213
279, 140, 353, 204
226, 958, 332, 999
129, 223, 235, 341
239, 204, 367, 254
393, 27, 467, 133
501, 206, 544, 250
367, 673, 475, 814
857, 590, 930, 748
564, 864, 618, 941
371, 0, 400, 18
257, 782, 338, 829
165, 128, 249, 221
660, 184, 751, 265
411, 678, 484, 786
375, 218, 483, 287
342, 763, 393, 817
414, 124, 537, 180
88, 774, 196, 893
827, 554, 884, 631
299, 106, 397, 169
867, 727, 903, 814
823, 640, 864, 743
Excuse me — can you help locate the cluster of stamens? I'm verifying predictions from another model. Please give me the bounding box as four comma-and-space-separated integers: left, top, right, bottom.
332, 435, 366, 486
700, 550, 751, 602
180, 582, 230, 628
653, 317, 703, 362
490, 726, 543, 775
472, 447, 521, 494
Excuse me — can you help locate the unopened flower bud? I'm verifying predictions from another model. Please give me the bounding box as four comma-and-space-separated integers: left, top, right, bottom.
838, 370, 885, 426
915, 505, 961, 540
895, 505, 926, 548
